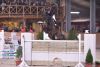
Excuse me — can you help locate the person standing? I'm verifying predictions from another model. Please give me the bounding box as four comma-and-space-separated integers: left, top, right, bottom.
21, 26, 26, 32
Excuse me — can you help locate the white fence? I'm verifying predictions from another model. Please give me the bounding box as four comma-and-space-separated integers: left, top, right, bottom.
21, 33, 96, 67
0, 30, 5, 58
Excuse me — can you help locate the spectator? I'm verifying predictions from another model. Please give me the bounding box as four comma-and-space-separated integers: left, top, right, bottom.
21, 26, 26, 32
29, 26, 35, 33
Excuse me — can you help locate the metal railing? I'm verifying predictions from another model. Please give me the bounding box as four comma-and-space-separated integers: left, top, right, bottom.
0, 5, 64, 18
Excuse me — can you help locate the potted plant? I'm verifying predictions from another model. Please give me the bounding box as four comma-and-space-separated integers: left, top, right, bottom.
85, 49, 93, 67
95, 61, 100, 67
15, 41, 22, 66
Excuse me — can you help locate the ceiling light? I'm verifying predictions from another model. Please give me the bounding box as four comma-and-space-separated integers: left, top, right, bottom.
70, 11, 80, 14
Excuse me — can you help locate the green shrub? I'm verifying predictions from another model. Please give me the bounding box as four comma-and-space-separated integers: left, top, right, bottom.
16, 46, 22, 58
85, 49, 93, 64
67, 29, 78, 40
37, 31, 43, 40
